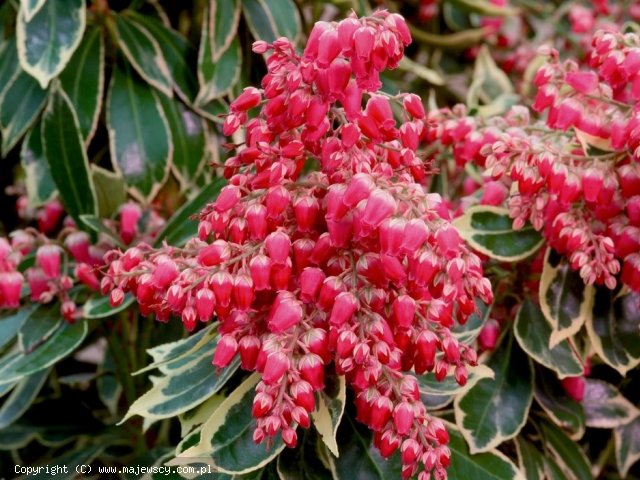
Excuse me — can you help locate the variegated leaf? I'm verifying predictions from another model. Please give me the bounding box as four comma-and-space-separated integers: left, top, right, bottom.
311, 374, 346, 457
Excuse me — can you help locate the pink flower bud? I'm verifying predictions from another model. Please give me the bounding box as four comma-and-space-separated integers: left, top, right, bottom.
166, 284, 185, 311
119, 202, 142, 245
265, 186, 291, 218
61, 300, 76, 322
265, 231, 291, 264
282, 428, 298, 448
231, 87, 262, 113
299, 353, 325, 389
362, 189, 396, 229
402, 219, 430, 253
582, 167, 604, 203
215, 185, 241, 213
299, 267, 325, 302
566, 71, 599, 95
379, 217, 406, 255
26, 268, 48, 301
436, 226, 461, 254
239, 335, 261, 370
195, 288, 215, 322
343, 173, 375, 208
270, 259, 292, 290
293, 196, 319, 232
562, 376, 585, 402
198, 240, 231, 267
292, 405, 310, 428
393, 401, 415, 435
246, 203, 268, 240
329, 291, 359, 326
291, 380, 316, 411
182, 306, 197, 331
249, 255, 272, 291
262, 351, 289, 385
403, 93, 425, 119
37, 199, 64, 234
393, 295, 415, 328
36, 244, 62, 279
64, 231, 91, 263
478, 319, 500, 351
317, 29, 341, 68
233, 274, 254, 310
268, 292, 303, 332
152, 259, 179, 289
213, 334, 238, 368
75, 263, 99, 291
110, 288, 125, 308
369, 395, 393, 431
0, 271, 23, 308
442, 336, 460, 363
210, 271, 234, 306
252, 392, 273, 418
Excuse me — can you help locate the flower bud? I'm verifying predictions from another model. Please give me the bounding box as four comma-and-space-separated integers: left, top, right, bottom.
119, 202, 142, 245
37, 244, 62, 279
213, 334, 238, 368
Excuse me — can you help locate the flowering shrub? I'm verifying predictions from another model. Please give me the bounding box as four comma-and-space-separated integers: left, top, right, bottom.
0, 1, 639, 479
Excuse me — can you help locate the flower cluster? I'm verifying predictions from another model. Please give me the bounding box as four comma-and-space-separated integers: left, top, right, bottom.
102, 11, 492, 479
0, 199, 163, 320
425, 29, 640, 292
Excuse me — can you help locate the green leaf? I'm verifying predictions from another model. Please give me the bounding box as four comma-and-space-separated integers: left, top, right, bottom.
154, 178, 226, 247
447, 425, 524, 480
0, 303, 37, 351
59, 25, 104, 143
157, 93, 206, 187
21, 120, 56, 207
398, 57, 444, 86
454, 334, 533, 453
120, 339, 239, 423
91, 165, 128, 219
179, 394, 225, 437
514, 299, 583, 378
0, 368, 49, 428
83, 293, 134, 319
197, 5, 241, 105
615, 416, 640, 478
20, 0, 47, 21
0, 320, 87, 383
107, 60, 172, 202
97, 349, 122, 416
330, 415, 402, 480
124, 12, 199, 103
539, 249, 594, 347
467, 44, 514, 109
453, 206, 544, 262
0, 37, 20, 102
42, 86, 98, 225
18, 303, 61, 352
16, 0, 86, 88
0, 70, 48, 156
113, 14, 172, 97
586, 288, 640, 376
534, 367, 585, 440
449, 0, 519, 16
174, 373, 285, 474
209, 0, 241, 58
277, 430, 334, 480
539, 422, 592, 480
311, 373, 346, 457
409, 25, 486, 49
419, 364, 494, 396
450, 300, 491, 344
79, 214, 123, 247
242, 0, 301, 44
514, 437, 546, 480
582, 379, 639, 429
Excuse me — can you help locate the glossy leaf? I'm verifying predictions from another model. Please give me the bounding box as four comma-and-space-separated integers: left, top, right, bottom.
113, 14, 172, 97
615, 416, 640, 478
107, 60, 172, 202
126, 12, 198, 103
0, 320, 87, 383
121, 340, 239, 422
91, 165, 127, 219
534, 367, 585, 439
450, 300, 491, 344
447, 426, 524, 480
455, 335, 533, 453
59, 26, 104, 143
17, 0, 85, 88
540, 249, 594, 347
41, 87, 98, 225
582, 379, 639, 429
514, 299, 583, 378
0, 37, 20, 103
179, 394, 225, 437
197, 4, 241, 106
0, 299, 37, 352
419, 364, 494, 396
97, 350, 121, 416
398, 57, 445, 86
452, 206, 544, 262
449, 0, 519, 16
20, 0, 46, 21
539, 422, 592, 480
21, 120, 56, 207
514, 437, 546, 480
174, 373, 286, 474
277, 430, 333, 480
154, 178, 226, 247
83, 293, 134, 319
0, 70, 48, 156
18, 303, 61, 352
157, 93, 206, 187
0, 368, 49, 428
209, 0, 241, 59
586, 287, 640, 375
468, 45, 514, 108
311, 373, 346, 457
242, 0, 301, 44
330, 416, 402, 480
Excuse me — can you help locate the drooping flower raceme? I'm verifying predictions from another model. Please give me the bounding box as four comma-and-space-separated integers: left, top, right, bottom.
103, 11, 492, 479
